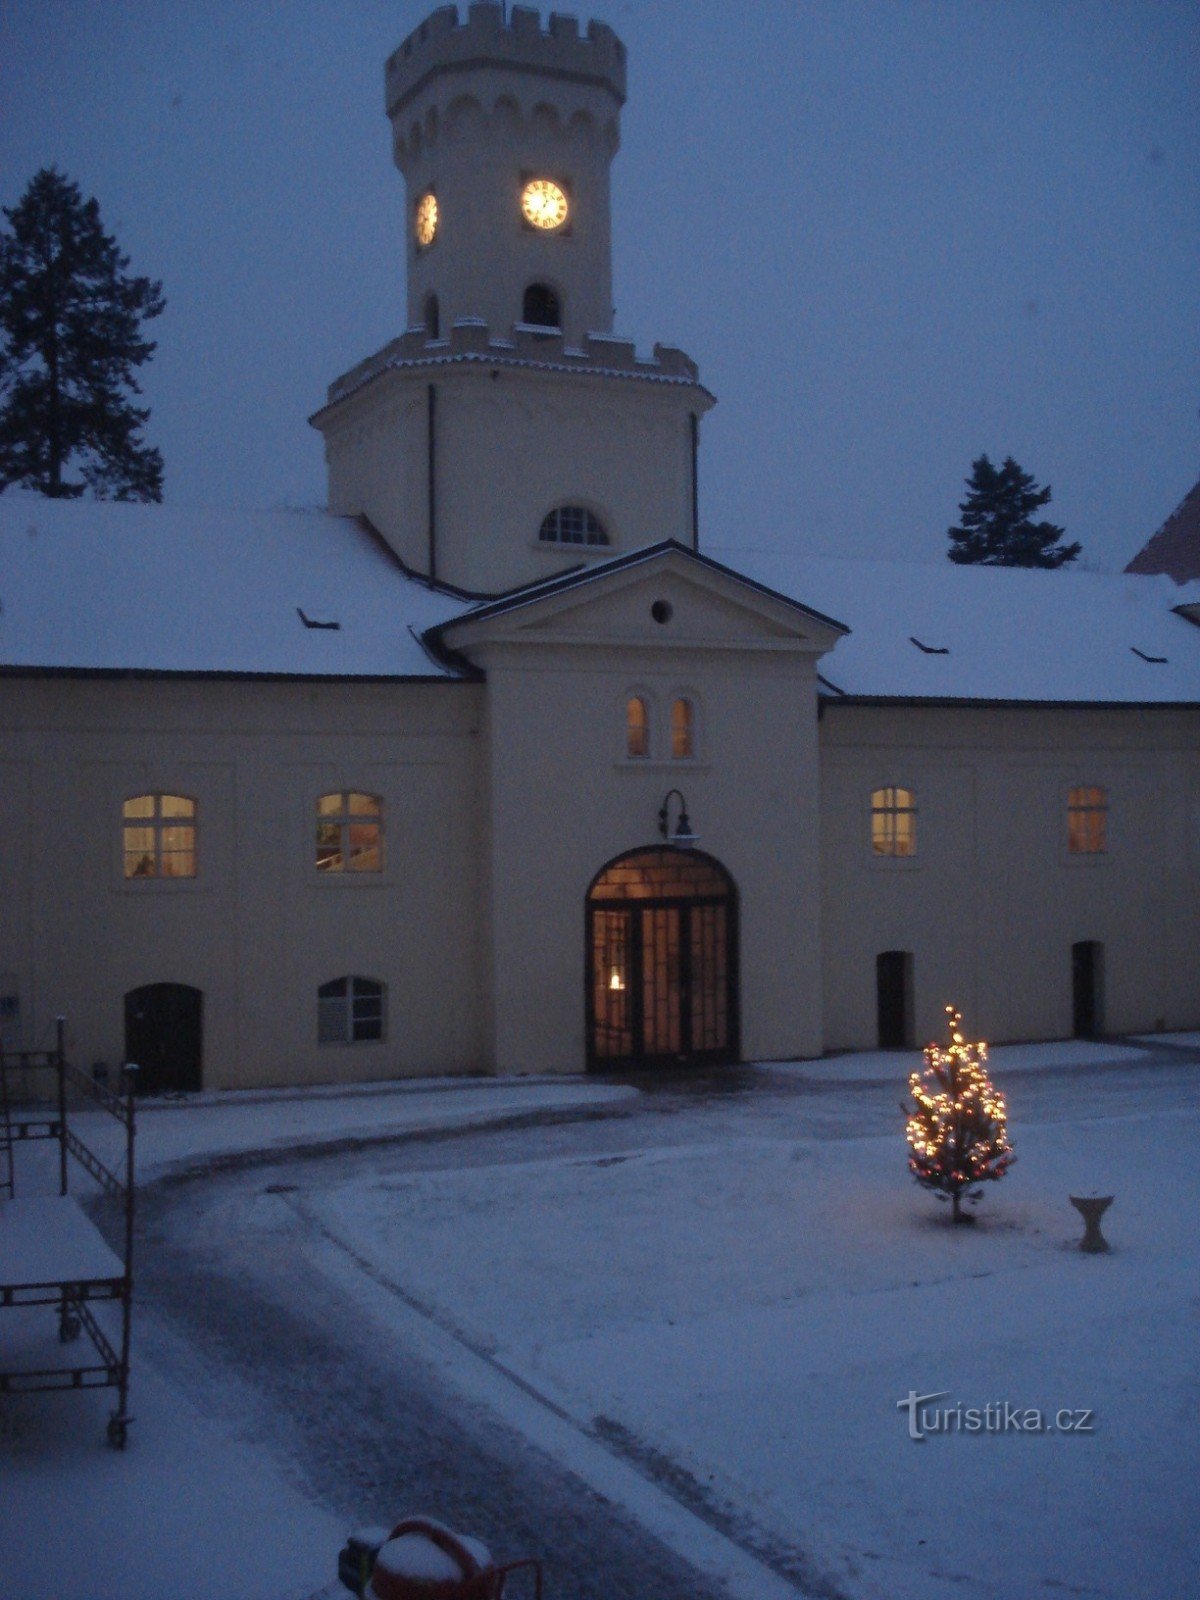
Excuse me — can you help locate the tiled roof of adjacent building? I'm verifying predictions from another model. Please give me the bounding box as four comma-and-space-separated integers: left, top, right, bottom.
1125, 478, 1200, 583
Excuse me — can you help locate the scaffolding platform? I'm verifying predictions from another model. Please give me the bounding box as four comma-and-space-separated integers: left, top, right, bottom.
0, 1022, 136, 1447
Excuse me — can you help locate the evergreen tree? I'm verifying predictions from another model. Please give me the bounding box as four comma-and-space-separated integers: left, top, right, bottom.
947, 454, 1080, 568
0, 168, 164, 501
906, 1006, 1014, 1222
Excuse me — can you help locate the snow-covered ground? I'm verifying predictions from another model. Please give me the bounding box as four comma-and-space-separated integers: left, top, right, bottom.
305, 1103, 1198, 1599
2, 1047, 1197, 1599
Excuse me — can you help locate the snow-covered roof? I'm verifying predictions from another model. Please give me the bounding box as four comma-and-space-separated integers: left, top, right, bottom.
0, 493, 469, 678
706, 545, 1200, 704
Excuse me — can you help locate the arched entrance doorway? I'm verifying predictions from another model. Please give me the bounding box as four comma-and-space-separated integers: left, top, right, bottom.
124, 983, 203, 1094
586, 847, 739, 1071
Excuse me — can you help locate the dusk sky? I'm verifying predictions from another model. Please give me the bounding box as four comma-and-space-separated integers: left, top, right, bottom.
2, 0, 1196, 572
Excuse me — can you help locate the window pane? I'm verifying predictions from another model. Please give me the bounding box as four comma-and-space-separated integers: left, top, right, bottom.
316, 821, 343, 872
318, 998, 347, 1044
347, 823, 381, 871
351, 978, 382, 1000
671, 698, 693, 760
317, 792, 343, 817
626, 697, 648, 759
124, 845, 157, 879
352, 1015, 383, 1042
160, 849, 196, 879
348, 792, 380, 816
124, 795, 155, 820
318, 978, 348, 999
160, 794, 194, 818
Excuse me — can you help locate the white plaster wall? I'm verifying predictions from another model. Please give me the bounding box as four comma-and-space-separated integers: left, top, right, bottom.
0, 677, 485, 1089
322, 362, 702, 596
819, 704, 1200, 1048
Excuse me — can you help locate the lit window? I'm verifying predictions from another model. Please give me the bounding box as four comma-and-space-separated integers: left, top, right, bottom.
538, 505, 609, 547
318, 977, 385, 1044
627, 696, 649, 759
1068, 787, 1107, 854
871, 787, 917, 857
316, 792, 382, 873
123, 794, 196, 879
671, 698, 694, 761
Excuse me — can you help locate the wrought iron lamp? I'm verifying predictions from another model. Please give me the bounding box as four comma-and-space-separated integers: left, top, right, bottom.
658, 789, 698, 848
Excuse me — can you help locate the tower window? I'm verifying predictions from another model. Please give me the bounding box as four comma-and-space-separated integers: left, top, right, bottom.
539, 505, 608, 547
424, 293, 440, 339
522, 282, 561, 328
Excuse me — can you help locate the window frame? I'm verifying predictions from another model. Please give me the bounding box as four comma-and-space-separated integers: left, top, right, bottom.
121, 792, 198, 882
870, 785, 918, 861
536, 504, 611, 551
317, 975, 386, 1046
669, 695, 698, 762
315, 791, 385, 877
1065, 784, 1109, 859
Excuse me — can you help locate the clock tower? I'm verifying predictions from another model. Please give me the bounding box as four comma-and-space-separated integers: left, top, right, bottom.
311, 4, 713, 596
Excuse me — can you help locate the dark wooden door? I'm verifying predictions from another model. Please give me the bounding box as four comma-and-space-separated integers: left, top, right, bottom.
124, 983, 203, 1094
877, 950, 914, 1048
1072, 942, 1103, 1037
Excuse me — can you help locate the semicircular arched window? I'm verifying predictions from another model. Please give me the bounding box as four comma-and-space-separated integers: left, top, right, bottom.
539, 505, 609, 547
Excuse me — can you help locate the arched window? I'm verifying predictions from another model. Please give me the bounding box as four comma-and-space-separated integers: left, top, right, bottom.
626, 696, 649, 759
670, 698, 695, 761
871, 787, 917, 857
424, 293, 440, 339
538, 505, 608, 546
522, 282, 561, 328
1067, 786, 1107, 854
316, 792, 383, 873
123, 794, 196, 879
317, 977, 385, 1044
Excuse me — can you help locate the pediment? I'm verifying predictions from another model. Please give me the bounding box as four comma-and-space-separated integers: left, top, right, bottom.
437, 544, 848, 660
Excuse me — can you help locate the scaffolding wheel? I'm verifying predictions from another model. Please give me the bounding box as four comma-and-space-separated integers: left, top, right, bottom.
59, 1312, 81, 1343
106, 1416, 129, 1450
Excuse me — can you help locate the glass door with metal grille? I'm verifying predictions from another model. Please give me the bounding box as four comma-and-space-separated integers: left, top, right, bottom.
587, 848, 737, 1071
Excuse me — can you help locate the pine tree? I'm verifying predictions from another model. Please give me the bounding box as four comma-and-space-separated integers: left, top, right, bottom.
906, 1006, 1014, 1222
947, 454, 1080, 568
0, 168, 165, 501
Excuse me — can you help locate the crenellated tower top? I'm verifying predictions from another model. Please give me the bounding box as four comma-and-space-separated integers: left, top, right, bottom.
385, 4, 626, 346
386, 4, 626, 126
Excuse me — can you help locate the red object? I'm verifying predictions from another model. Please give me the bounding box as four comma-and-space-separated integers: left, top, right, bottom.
364, 1517, 543, 1600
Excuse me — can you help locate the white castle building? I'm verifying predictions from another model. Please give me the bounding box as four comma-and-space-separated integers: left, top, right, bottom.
1, 4, 1198, 1091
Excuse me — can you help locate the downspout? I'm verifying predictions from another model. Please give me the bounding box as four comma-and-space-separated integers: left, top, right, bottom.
690, 411, 700, 551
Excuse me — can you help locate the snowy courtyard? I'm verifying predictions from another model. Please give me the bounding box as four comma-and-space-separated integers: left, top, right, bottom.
2, 1042, 1198, 1600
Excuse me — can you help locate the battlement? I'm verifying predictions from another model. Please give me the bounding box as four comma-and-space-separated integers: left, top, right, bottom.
318, 320, 704, 417
386, 4, 626, 119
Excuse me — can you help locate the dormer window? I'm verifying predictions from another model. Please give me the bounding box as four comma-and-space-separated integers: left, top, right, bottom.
539, 505, 608, 547
522, 282, 561, 328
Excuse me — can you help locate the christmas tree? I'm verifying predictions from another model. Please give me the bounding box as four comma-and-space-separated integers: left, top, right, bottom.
906, 1005, 1014, 1222
0, 167, 164, 500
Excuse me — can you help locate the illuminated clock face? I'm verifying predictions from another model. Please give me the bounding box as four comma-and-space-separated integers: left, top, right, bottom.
415, 191, 438, 247
521, 178, 569, 231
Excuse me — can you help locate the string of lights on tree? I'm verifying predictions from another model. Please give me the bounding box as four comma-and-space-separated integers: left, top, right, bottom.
906, 1005, 1014, 1222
